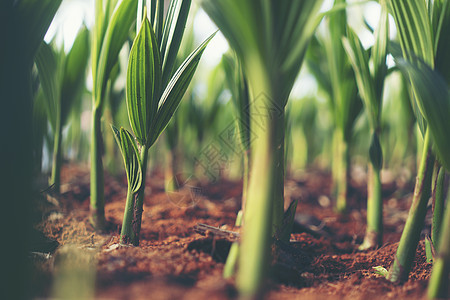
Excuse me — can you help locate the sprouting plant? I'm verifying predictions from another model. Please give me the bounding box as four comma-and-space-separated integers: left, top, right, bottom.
35, 26, 90, 194
342, 0, 389, 249
394, 53, 450, 298
112, 0, 214, 246
90, 0, 138, 230
111, 126, 142, 244
306, 0, 362, 213
381, 0, 450, 288
201, 0, 325, 296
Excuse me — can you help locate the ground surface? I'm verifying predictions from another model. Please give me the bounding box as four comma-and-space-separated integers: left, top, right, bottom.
30, 164, 437, 299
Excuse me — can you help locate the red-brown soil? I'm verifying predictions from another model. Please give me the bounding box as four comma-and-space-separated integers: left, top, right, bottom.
30, 164, 437, 299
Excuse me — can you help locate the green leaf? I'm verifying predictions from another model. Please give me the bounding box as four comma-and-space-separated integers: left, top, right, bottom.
315, 0, 361, 142
370, 0, 389, 100
395, 58, 450, 171
432, 0, 450, 84
14, 0, 62, 63
386, 0, 434, 67
111, 125, 142, 193
149, 32, 216, 147
35, 42, 61, 131
305, 37, 332, 101
61, 26, 90, 126
94, 0, 138, 108
342, 28, 379, 128
160, 0, 192, 88
126, 13, 162, 146
222, 52, 251, 151
93, 0, 116, 78
389, 42, 427, 136
154, 0, 165, 47
279, 1, 326, 98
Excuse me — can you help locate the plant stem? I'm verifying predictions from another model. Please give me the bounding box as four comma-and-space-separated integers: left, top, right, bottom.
50, 111, 62, 194
333, 129, 349, 213
427, 189, 450, 299
103, 95, 119, 175
164, 148, 177, 192
120, 187, 136, 244
360, 163, 382, 249
388, 129, 434, 283
223, 210, 243, 278
361, 130, 384, 250
132, 143, 149, 246
223, 149, 250, 278
237, 62, 277, 296
431, 163, 445, 252
242, 149, 250, 218
90, 106, 106, 230
273, 109, 285, 237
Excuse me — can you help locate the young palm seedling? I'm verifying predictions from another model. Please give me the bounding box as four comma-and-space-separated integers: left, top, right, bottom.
201, 0, 325, 296
394, 51, 450, 299
307, 0, 362, 213
112, 1, 214, 246
342, 0, 389, 249
90, 0, 138, 230
379, 0, 450, 285
35, 26, 90, 194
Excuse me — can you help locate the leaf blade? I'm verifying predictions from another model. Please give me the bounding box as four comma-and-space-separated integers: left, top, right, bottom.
149, 32, 216, 147
126, 13, 162, 146
94, 0, 138, 108
111, 125, 143, 193
396, 58, 450, 171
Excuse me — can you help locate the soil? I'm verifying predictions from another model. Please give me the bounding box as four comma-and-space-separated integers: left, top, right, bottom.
29, 164, 440, 299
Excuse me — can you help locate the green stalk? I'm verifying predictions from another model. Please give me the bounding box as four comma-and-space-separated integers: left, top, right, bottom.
360, 163, 382, 249
432, 164, 445, 252
120, 187, 136, 244
164, 150, 175, 192
242, 149, 250, 217
238, 63, 277, 296
223, 114, 251, 280
426, 162, 443, 262
90, 0, 137, 231
273, 110, 285, 236
360, 131, 383, 250
50, 110, 62, 194
223, 210, 243, 278
333, 128, 349, 213
90, 107, 106, 230
388, 129, 435, 283
132, 144, 149, 246
427, 189, 450, 299
201, 1, 324, 296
